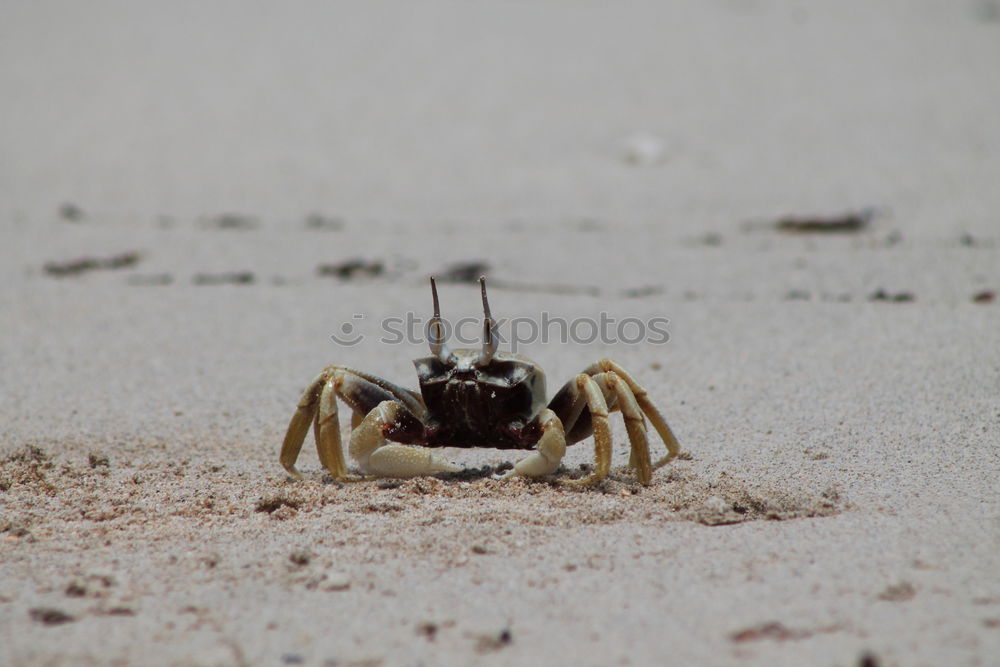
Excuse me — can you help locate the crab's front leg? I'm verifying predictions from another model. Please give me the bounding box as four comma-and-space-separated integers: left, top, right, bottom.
350, 401, 460, 478
503, 409, 567, 479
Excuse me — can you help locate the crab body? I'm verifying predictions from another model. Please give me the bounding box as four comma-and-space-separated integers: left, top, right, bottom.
415, 351, 546, 449
279, 278, 680, 484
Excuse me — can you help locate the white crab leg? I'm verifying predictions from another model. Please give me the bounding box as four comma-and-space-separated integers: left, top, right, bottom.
505, 409, 567, 479
349, 401, 460, 478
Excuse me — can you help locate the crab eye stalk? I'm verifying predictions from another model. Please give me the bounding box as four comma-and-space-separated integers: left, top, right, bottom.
427, 276, 453, 362
477, 276, 499, 365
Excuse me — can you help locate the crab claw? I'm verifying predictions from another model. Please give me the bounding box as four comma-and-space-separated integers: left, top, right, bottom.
501, 409, 566, 480
363, 445, 461, 478
349, 401, 460, 478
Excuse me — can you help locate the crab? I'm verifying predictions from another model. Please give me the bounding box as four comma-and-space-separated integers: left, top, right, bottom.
279, 277, 680, 485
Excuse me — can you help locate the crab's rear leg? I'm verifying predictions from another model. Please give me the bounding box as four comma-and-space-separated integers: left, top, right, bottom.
280, 372, 328, 480
350, 401, 460, 478
556, 374, 614, 485
281, 367, 428, 481
543, 369, 656, 484
585, 359, 680, 468
605, 373, 653, 484
314, 376, 349, 479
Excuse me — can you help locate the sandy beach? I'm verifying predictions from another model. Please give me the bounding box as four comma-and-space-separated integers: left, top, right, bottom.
2, 2, 999, 665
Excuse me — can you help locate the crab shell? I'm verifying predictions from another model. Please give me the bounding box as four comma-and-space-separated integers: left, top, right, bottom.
413, 350, 547, 449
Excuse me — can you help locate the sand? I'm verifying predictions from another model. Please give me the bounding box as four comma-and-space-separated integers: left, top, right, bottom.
2, 2, 999, 665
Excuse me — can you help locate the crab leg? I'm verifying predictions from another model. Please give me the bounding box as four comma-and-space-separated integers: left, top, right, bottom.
314, 377, 349, 479
279, 372, 328, 480
545, 362, 672, 484
505, 409, 567, 478
281, 367, 430, 480
330, 365, 426, 417
584, 359, 680, 468
605, 372, 653, 484
350, 401, 460, 478
561, 374, 613, 486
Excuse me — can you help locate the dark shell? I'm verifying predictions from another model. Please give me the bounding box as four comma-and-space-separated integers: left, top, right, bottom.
413, 352, 546, 449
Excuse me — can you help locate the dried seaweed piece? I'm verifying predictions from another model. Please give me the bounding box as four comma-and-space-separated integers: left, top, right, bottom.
204, 213, 258, 230
621, 285, 664, 298
973, 290, 995, 304
44, 251, 141, 277
101, 607, 135, 616
30, 608, 76, 625
437, 261, 491, 284
304, 213, 345, 231
775, 209, 874, 233
730, 622, 799, 642
869, 289, 914, 302
192, 272, 254, 285
317, 259, 385, 280
58, 202, 85, 222
730, 621, 840, 643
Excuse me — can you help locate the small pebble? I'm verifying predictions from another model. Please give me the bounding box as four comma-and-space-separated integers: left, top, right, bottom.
324, 572, 351, 591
